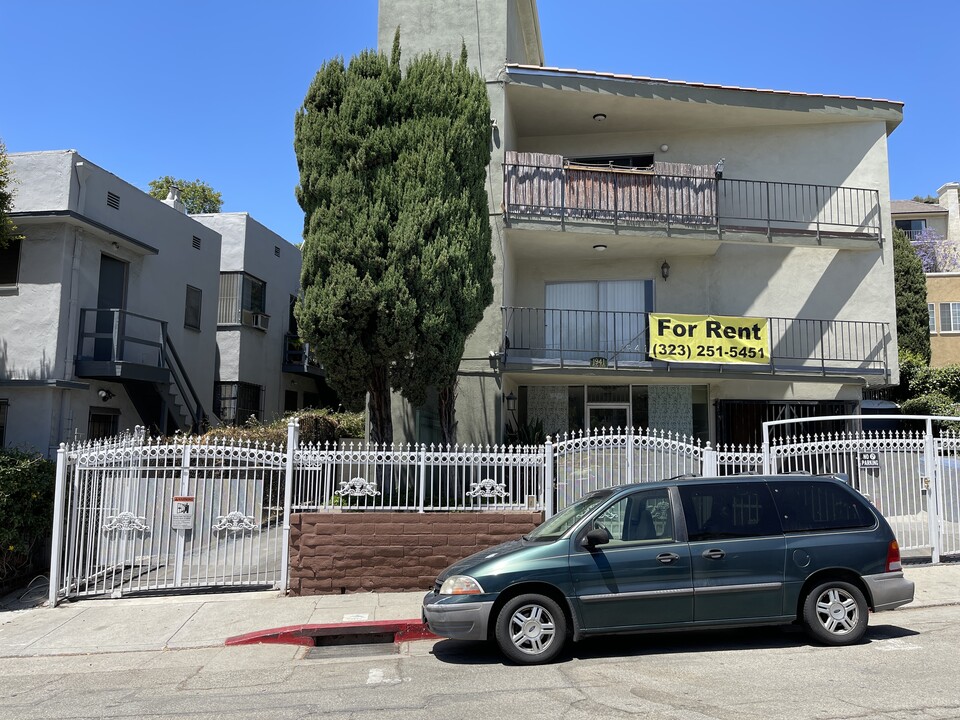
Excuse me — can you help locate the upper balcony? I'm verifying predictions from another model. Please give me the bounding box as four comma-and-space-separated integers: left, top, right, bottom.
282, 333, 325, 377
501, 306, 890, 382
503, 153, 883, 250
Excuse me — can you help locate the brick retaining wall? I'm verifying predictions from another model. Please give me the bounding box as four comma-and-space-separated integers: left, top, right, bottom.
289, 511, 544, 595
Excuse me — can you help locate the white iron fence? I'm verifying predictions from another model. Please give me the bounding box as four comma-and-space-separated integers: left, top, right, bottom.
50, 416, 960, 605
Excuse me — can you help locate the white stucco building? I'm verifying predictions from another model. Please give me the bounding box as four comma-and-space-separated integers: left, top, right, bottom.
0, 151, 327, 455
379, 0, 903, 446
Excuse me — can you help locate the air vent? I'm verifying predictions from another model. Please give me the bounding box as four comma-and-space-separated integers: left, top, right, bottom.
192, 236, 202, 250
274, 245, 281, 257
106, 191, 120, 210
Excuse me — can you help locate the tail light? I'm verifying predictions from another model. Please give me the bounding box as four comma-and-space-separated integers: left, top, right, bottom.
886, 539, 902, 572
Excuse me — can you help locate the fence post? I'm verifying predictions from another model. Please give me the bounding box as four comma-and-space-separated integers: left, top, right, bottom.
761, 422, 772, 475
544, 436, 554, 519
418, 444, 427, 513
925, 418, 941, 564
701, 442, 718, 477
279, 417, 299, 593
47, 444, 69, 607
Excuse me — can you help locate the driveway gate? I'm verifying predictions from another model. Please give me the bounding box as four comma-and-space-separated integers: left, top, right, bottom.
763, 415, 960, 562
49, 431, 287, 603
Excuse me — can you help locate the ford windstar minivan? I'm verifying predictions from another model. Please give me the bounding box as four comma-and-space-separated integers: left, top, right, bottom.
422, 475, 914, 664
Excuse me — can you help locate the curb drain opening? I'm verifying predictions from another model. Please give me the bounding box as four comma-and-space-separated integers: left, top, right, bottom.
314, 631, 397, 647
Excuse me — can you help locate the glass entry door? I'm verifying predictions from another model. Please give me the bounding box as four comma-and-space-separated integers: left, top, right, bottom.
587, 404, 630, 431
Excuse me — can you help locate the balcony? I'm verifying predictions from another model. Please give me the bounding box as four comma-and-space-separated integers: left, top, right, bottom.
75, 308, 207, 431
501, 307, 890, 380
282, 333, 324, 377
503, 155, 882, 248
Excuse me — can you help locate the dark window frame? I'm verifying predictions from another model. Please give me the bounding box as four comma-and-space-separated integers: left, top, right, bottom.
0, 238, 22, 285
184, 285, 202, 331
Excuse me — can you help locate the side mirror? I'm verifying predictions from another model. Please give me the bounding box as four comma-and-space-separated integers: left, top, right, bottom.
581, 527, 611, 549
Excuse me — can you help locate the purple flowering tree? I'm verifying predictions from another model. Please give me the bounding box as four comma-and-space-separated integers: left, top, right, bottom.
911, 228, 960, 273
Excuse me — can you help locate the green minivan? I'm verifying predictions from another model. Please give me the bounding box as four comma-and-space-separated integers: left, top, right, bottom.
422, 475, 915, 664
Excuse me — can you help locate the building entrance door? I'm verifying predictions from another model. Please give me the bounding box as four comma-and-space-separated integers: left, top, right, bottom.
587, 404, 630, 431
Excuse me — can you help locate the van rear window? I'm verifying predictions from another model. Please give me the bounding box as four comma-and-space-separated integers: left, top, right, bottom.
769, 481, 875, 533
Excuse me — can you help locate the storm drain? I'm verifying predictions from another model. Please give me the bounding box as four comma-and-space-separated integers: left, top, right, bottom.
304, 631, 399, 658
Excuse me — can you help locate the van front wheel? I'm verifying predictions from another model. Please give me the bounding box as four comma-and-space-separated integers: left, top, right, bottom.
494, 593, 567, 664
802, 580, 868, 646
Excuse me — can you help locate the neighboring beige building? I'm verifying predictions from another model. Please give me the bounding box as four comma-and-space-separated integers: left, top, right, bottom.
892, 183, 960, 367
379, 0, 904, 446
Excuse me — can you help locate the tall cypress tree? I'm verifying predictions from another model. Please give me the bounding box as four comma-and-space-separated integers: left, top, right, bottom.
294, 33, 492, 445
893, 227, 931, 364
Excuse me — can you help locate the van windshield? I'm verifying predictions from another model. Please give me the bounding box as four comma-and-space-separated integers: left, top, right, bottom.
526, 489, 615, 541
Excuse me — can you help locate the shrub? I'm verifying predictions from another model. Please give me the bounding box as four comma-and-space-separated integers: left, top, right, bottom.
900, 392, 960, 431
199, 408, 365, 446
0, 449, 56, 584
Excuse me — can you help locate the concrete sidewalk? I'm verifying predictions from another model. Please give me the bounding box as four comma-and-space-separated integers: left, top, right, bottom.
0, 562, 956, 658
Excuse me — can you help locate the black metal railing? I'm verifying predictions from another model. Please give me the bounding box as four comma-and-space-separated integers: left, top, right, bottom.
504, 162, 882, 242
76, 308, 207, 430
283, 333, 323, 372
501, 306, 889, 376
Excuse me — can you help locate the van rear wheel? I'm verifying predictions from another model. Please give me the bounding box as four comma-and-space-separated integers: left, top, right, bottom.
802, 580, 868, 646
494, 593, 567, 665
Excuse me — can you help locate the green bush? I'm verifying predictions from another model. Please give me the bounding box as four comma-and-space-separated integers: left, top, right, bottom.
0, 449, 55, 584
199, 408, 365, 446
900, 392, 960, 431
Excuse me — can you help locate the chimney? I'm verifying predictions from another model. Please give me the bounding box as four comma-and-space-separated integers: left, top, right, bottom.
938, 182, 960, 243
162, 185, 186, 214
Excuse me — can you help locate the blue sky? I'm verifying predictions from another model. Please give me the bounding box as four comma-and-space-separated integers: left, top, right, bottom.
4, 1, 956, 245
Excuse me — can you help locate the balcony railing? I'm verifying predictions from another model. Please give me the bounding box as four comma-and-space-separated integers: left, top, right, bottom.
501, 307, 889, 377
283, 333, 323, 374
504, 160, 882, 243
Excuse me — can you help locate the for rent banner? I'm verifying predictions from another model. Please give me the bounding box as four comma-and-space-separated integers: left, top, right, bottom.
648, 313, 770, 365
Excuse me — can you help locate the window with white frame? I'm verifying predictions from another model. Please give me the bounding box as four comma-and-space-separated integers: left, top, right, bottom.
939, 303, 960, 333
930, 303, 937, 334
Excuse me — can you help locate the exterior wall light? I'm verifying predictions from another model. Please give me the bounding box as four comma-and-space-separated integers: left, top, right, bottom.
660, 144, 669, 153
593, 244, 607, 252
593, 113, 607, 122
661, 261, 670, 281
98, 388, 115, 402
504, 391, 517, 413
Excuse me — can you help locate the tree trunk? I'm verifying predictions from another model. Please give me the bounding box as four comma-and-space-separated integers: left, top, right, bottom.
438, 378, 458, 446
367, 366, 393, 445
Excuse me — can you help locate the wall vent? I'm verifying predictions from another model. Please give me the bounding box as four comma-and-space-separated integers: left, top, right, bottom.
274, 245, 281, 258
106, 191, 120, 210
192, 236, 202, 250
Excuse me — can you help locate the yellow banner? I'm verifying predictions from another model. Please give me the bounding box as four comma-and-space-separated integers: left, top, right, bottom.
648, 313, 770, 364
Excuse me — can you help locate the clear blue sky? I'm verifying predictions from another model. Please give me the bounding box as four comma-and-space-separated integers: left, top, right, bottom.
4, 1, 956, 245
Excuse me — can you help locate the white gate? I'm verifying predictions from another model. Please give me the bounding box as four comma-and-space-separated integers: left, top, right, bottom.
49, 431, 287, 602
763, 415, 960, 562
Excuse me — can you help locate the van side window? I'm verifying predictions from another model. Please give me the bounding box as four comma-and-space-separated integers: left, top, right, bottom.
769, 481, 876, 533
678, 483, 780, 541
596, 490, 674, 545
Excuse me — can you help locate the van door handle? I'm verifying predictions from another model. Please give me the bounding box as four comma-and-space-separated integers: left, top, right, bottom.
656, 552, 679, 564
702, 548, 725, 560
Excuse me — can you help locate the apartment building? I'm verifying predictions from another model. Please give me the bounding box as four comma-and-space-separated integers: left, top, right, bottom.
0, 151, 326, 455
892, 184, 960, 367
379, 0, 903, 446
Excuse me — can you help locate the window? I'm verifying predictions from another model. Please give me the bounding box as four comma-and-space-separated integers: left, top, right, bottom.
284, 390, 298, 413
940, 303, 960, 333
88, 408, 119, 440
678, 482, 780, 541
215, 382, 263, 424
769, 481, 875, 533
0, 238, 21, 285
218, 272, 266, 325
184, 285, 202, 330
894, 218, 926, 240
0, 400, 7, 446
597, 490, 674, 545
929, 303, 936, 334
569, 153, 655, 170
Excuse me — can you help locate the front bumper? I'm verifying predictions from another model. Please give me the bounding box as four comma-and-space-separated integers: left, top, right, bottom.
863, 571, 915, 611
421, 591, 495, 641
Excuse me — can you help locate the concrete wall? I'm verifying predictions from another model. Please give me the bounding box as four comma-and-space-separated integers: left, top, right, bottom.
289, 510, 543, 594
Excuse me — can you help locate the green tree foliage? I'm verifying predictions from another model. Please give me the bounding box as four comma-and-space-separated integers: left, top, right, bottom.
148, 176, 223, 214
893, 228, 931, 364
294, 32, 493, 444
0, 138, 23, 249
0, 449, 55, 583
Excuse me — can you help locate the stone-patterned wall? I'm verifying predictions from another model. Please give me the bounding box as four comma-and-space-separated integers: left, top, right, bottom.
289, 512, 544, 596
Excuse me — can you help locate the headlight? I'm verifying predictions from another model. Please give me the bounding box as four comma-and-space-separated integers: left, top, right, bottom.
439, 575, 485, 595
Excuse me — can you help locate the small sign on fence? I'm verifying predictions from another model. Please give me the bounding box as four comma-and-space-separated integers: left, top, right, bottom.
858, 452, 880, 470
172, 496, 195, 530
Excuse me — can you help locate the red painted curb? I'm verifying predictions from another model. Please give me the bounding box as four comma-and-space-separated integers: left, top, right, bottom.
225, 619, 438, 647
